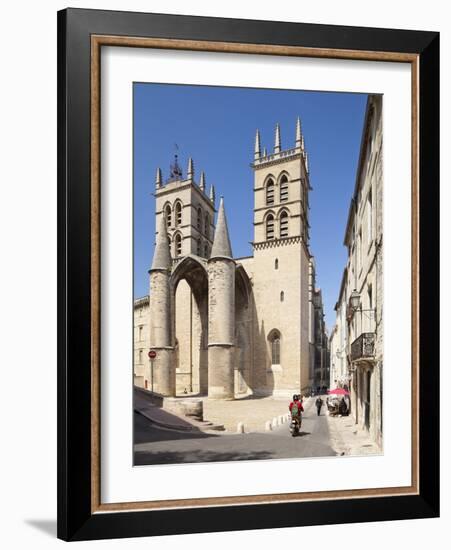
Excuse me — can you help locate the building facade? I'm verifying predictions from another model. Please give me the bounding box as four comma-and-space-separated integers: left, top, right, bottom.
329, 94, 383, 446
329, 268, 350, 389
309, 260, 330, 390
134, 119, 325, 399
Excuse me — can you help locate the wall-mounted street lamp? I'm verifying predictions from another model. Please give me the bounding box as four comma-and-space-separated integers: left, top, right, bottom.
349, 289, 361, 311
348, 289, 376, 319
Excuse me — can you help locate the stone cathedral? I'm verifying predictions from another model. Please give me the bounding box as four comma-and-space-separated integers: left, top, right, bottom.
134, 118, 320, 399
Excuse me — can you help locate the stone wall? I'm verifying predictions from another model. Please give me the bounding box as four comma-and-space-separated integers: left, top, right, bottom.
134, 297, 150, 389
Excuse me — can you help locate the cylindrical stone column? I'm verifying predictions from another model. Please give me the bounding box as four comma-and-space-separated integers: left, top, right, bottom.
149, 269, 175, 396
207, 257, 235, 399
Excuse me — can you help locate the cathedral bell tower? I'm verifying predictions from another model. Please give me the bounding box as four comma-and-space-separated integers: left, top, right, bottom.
150, 153, 217, 397
252, 117, 310, 246
251, 118, 312, 396
154, 154, 216, 261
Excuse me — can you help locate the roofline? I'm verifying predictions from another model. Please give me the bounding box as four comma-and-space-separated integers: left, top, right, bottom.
337, 266, 348, 305
343, 95, 377, 247
134, 295, 149, 308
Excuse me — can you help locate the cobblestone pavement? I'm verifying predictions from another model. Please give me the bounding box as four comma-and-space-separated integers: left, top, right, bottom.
325, 410, 381, 456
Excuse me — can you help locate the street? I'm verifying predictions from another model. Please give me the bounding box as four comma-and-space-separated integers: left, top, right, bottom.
134, 399, 336, 465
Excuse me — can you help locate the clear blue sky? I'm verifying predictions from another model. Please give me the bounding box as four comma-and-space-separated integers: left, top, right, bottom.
134, 83, 367, 330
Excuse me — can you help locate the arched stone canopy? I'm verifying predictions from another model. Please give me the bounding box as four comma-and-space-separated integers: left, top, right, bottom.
154, 254, 254, 398
170, 254, 208, 304
169, 255, 209, 395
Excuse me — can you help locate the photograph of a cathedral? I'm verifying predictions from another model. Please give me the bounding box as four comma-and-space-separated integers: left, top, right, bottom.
133, 85, 383, 465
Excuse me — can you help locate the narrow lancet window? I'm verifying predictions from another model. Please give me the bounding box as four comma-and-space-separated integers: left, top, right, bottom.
266, 179, 275, 205
266, 214, 275, 240
269, 330, 281, 365
175, 202, 182, 226
175, 234, 182, 257
280, 175, 289, 202
280, 211, 289, 238
165, 205, 172, 228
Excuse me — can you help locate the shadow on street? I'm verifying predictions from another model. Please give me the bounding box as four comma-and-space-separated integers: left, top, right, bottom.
134, 448, 273, 465
134, 412, 218, 444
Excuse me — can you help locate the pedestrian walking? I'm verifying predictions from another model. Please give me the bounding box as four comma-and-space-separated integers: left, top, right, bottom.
315, 396, 323, 416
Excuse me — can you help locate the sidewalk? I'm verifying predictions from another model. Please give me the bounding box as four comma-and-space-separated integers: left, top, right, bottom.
325, 411, 381, 456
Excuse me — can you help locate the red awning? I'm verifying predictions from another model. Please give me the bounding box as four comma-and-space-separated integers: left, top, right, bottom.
328, 388, 350, 396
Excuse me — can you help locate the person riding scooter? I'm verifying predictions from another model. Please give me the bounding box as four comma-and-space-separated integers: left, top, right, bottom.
289, 394, 304, 421
288, 394, 304, 436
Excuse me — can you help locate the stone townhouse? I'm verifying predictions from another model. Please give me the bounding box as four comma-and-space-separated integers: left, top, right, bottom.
329, 94, 383, 446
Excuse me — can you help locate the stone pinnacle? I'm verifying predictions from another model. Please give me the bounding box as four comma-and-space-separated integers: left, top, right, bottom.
210, 197, 233, 259
150, 214, 172, 270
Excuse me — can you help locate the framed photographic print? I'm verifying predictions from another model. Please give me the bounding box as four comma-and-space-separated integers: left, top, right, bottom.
57, 8, 439, 541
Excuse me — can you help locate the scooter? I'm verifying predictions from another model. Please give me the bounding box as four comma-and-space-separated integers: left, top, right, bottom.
289, 414, 301, 437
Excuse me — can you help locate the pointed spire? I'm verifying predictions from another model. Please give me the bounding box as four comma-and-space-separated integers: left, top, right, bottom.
209, 184, 215, 205
210, 197, 233, 259
254, 129, 261, 160
274, 123, 281, 154
155, 167, 162, 189
199, 170, 206, 192
263, 147, 267, 157
295, 117, 302, 149
187, 157, 194, 181
151, 214, 172, 270
301, 134, 305, 151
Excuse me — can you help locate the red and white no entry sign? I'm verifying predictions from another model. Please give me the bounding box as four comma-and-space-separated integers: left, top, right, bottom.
148, 350, 157, 359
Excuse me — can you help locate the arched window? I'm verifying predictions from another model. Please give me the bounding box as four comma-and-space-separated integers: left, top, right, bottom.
280, 210, 289, 238
280, 175, 289, 202
196, 238, 201, 256
266, 179, 275, 205
204, 243, 209, 258
269, 330, 281, 365
204, 213, 210, 238
280, 291, 284, 302
175, 202, 182, 226
165, 204, 172, 228
275, 258, 279, 270
197, 207, 203, 231
174, 234, 182, 257
266, 214, 275, 240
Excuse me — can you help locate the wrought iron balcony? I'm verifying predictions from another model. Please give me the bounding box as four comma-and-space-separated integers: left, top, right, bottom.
350, 332, 375, 362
